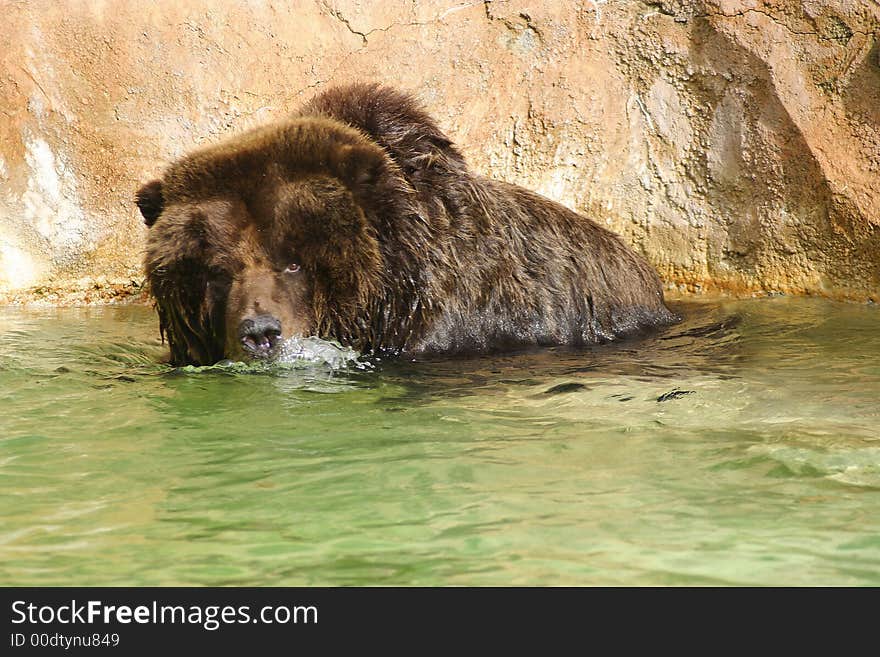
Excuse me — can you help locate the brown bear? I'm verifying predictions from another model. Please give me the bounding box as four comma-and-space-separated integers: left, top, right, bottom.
136, 83, 676, 366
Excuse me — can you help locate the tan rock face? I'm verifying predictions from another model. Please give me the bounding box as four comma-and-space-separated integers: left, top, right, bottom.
1, 0, 877, 303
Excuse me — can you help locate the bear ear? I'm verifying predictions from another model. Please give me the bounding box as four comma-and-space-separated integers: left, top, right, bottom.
330, 144, 387, 200
135, 179, 165, 227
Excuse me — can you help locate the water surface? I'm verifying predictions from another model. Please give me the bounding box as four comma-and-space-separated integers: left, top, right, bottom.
1, 297, 878, 585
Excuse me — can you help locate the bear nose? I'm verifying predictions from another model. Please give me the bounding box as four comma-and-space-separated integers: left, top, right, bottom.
238, 314, 282, 358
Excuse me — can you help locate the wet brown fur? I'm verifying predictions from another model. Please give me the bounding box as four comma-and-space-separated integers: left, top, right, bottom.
138, 83, 677, 366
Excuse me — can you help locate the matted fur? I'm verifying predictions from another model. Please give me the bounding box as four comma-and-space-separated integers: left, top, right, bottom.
138, 83, 676, 366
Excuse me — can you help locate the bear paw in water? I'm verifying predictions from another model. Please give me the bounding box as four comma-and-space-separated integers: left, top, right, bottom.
136, 83, 676, 366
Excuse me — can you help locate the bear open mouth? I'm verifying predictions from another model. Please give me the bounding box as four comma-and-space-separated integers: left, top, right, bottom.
238, 315, 283, 360
240, 334, 280, 359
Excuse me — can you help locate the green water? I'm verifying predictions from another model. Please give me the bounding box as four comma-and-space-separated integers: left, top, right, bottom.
1, 297, 879, 586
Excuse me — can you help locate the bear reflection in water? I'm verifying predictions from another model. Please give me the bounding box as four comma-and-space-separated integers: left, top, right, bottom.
136, 83, 676, 366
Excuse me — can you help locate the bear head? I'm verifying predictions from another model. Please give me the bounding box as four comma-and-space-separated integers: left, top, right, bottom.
136, 118, 407, 366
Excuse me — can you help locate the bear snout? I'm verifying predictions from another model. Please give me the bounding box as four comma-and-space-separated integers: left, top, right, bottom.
238, 314, 283, 359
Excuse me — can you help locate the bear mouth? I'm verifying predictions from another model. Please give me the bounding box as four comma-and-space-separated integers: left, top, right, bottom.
240, 334, 281, 359
237, 315, 283, 360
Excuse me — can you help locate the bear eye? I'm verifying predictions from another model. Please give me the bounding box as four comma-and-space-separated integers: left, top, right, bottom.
283, 263, 301, 274
205, 270, 230, 291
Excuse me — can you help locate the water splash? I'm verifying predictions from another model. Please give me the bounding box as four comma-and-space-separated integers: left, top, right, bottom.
275, 335, 367, 370
169, 336, 369, 376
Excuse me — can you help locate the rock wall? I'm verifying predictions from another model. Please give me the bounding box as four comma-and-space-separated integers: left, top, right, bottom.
1, 0, 878, 303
